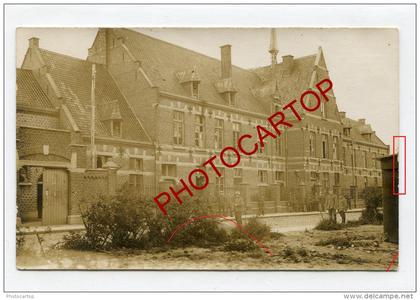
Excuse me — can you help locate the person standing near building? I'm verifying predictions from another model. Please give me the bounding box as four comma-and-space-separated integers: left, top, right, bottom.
338, 192, 349, 224
325, 189, 338, 223
233, 191, 245, 225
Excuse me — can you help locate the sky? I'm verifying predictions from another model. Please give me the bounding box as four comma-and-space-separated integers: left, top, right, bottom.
16, 28, 398, 144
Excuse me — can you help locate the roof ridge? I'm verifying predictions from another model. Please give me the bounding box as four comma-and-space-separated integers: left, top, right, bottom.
249, 53, 317, 71
39, 48, 93, 65
115, 28, 261, 77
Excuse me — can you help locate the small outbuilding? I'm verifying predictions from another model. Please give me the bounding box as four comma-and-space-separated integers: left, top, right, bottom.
380, 154, 399, 243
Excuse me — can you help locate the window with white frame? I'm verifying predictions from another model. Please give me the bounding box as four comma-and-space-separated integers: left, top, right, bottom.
161, 164, 176, 177
173, 111, 184, 145
214, 118, 224, 149
129, 157, 143, 171
332, 136, 338, 160
275, 171, 285, 182
258, 170, 268, 184
111, 119, 122, 137
309, 132, 316, 157
194, 115, 205, 148
216, 168, 225, 193
322, 134, 328, 159
363, 151, 368, 168
232, 122, 241, 146
129, 174, 143, 191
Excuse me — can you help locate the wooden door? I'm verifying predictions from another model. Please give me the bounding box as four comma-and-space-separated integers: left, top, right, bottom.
42, 169, 68, 225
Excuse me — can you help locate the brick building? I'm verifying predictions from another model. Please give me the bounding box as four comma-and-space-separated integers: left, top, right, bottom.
17, 37, 154, 225
87, 28, 388, 213
17, 29, 389, 225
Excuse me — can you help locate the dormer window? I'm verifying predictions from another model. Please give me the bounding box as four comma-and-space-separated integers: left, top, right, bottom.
175, 68, 201, 99
223, 92, 236, 106
344, 127, 351, 137
111, 119, 122, 137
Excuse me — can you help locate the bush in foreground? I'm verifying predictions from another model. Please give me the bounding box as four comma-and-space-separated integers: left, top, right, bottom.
61, 190, 252, 251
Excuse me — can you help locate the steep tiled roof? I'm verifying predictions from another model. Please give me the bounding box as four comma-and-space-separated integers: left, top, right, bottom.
39, 49, 150, 142
111, 28, 272, 114
16, 69, 54, 110
342, 117, 386, 147
251, 54, 318, 104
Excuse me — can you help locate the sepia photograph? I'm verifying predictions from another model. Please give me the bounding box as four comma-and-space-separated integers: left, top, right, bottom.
15, 27, 399, 271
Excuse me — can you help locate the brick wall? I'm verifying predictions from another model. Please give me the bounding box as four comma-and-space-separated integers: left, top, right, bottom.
17, 112, 59, 129
17, 127, 71, 161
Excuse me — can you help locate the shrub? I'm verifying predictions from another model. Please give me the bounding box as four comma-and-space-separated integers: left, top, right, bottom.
62, 191, 233, 251
314, 219, 344, 231
359, 187, 383, 224
61, 231, 92, 250
230, 217, 271, 241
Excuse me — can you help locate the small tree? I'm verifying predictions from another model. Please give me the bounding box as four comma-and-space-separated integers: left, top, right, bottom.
359, 186, 383, 224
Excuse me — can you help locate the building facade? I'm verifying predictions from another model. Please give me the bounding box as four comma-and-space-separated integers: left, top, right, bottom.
16, 29, 389, 225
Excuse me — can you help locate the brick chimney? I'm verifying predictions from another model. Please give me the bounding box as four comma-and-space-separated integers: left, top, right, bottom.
282, 55, 294, 73
339, 111, 346, 119
358, 118, 366, 125
220, 44, 232, 79
29, 37, 39, 48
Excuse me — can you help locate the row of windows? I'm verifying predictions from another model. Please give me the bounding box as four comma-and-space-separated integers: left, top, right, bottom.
173, 111, 284, 155
309, 133, 338, 159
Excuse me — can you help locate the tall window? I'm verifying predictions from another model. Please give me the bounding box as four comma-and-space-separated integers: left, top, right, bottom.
161, 164, 176, 177
194, 115, 205, 148
214, 119, 224, 149
309, 132, 316, 157
258, 170, 268, 184
364, 177, 368, 188
232, 122, 241, 146
216, 168, 225, 193
352, 149, 357, 167
173, 111, 184, 145
192, 82, 199, 99
322, 172, 330, 189
233, 168, 243, 185
363, 151, 368, 168
342, 146, 347, 165
129, 174, 143, 191
332, 136, 338, 160
224, 92, 236, 106
322, 134, 328, 159
129, 158, 143, 171
344, 128, 351, 136
334, 173, 340, 186
275, 171, 285, 182
111, 119, 122, 137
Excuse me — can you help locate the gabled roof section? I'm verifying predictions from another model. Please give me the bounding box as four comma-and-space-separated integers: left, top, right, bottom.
342, 117, 387, 147
111, 28, 270, 114
38, 48, 151, 143
251, 54, 317, 104
16, 68, 54, 110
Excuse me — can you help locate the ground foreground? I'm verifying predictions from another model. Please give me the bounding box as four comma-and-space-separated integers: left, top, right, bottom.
17, 225, 398, 270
